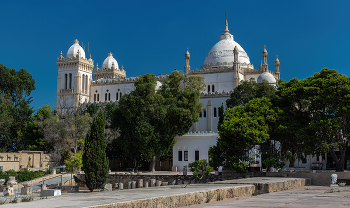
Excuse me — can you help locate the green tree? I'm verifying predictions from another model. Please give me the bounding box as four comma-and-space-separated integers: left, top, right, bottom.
83, 110, 109, 191
301, 69, 350, 171
226, 78, 277, 108
17, 105, 55, 151
0, 97, 13, 151
65, 150, 83, 172
0, 64, 36, 151
275, 78, 315, 167
210, 97, 281, 173
112, 70, 204, 171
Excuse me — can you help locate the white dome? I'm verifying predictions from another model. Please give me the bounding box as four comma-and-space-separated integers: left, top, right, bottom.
66, 39, 85, 58
203, 21, 250, 68
101, 52, 119, 69
257, 72, 276, 84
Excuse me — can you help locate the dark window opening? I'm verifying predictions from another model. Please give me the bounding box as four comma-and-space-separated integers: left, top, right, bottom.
212, 84, 215, 92
203, 110, 206, 117
69, 73, 72, 89
97, 94, 99, 101
178, 151, 182, 161
184, 151, 188, 161
199, 111, 202, 117
214, 107, 217, 117
207, 85, 210, 93
195, 151, 199, 161
108, 93, 110, 101
105, 93, 107, 101
94, 94, 96, 102
64, 74, 67, 89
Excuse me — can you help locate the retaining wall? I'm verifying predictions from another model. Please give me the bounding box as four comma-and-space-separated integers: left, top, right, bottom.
266, 171, 350, 186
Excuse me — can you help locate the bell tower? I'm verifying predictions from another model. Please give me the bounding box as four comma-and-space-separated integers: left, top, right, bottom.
56, 39, 94, 111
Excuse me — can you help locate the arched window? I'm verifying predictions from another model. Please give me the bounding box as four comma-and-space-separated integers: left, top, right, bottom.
116, 93, 119, 100
203, 110, 206, 117
97, 94, 99, 101
105, 93, 107, 101
64, 74, 67, 89
82, 75, 85, 93
69, 73, 72, 89
85, 76, 88, 93
94, 94, 96, 102
212, 85, 215, 92
214, 107, 217, 117
120, 92, 122, 97
108, 93, 110, 101
207, 85, 210, 93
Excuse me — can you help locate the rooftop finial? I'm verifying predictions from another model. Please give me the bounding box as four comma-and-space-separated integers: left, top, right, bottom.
224, 13, 229, 33
74, 39, 79, 44
108, 52, 112, 56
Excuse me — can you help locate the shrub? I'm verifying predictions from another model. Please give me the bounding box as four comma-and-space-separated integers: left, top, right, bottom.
188, 159, 213, 179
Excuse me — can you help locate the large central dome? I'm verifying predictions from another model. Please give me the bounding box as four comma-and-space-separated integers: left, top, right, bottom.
202, 20, 251, 69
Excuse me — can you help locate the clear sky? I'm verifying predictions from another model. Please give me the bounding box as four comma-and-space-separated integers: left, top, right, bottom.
1, 0, 350, 111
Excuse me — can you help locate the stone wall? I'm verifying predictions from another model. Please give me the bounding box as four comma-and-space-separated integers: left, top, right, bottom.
0, 150, 57, 171
76, 171, 264, 190
266, 171, 350, 186
90, 185, 256, 208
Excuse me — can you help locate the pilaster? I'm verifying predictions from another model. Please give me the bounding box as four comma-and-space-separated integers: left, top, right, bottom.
207, 100, 212, 132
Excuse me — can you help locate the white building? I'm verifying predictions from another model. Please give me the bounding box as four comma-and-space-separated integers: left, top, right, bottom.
56, 20, 287, 170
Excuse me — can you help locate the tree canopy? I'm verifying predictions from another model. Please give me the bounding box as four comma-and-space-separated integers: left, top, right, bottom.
211, 97, 281, 172
83, 110, 109, 191
212, 68, 350, 172
0, 64, 36, 151
226, 78, 277, 108
112, 70, 205, 171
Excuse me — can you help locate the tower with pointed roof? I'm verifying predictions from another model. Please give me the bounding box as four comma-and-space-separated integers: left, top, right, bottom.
56, 39, 94, 110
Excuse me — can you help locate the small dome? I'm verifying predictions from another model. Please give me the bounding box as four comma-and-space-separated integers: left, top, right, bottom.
257, 72, 277, 84
101, 52, 119, 69
275, 55, 280, 65
66, 39, 85, 58
185, 48, 190, 59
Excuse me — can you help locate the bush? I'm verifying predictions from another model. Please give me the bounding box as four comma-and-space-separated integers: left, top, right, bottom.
188, 159, 213, 179
0, 169, 52, 183
262, 159, 285, 172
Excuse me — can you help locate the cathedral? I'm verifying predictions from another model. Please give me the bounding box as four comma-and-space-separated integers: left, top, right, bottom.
56, 20, 281, 171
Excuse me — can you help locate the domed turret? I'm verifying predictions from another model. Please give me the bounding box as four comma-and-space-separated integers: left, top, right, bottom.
66, 39, 86, 58
101, 52, 119, 69
257, 72, 277, 85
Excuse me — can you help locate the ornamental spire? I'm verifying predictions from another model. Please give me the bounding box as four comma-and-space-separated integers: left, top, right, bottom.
224, 13, 229, 33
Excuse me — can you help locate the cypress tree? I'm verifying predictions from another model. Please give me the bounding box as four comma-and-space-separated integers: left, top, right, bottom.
83, 110, 109, 191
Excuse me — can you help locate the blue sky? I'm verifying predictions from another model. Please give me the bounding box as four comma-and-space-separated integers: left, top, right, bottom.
1, 0, 350, 111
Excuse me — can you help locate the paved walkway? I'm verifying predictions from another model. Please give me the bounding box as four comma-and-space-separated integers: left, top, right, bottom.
0, 177, 306, 208
182, 185, 350, 208
10, 173, 72, 196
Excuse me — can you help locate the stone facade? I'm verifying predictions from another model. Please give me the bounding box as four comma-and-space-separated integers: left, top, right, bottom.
0, 150, 56, 171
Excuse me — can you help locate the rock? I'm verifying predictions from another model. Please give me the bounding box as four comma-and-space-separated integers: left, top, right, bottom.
119, 182, 123, 190
21, 187, 32, 195
3, 187, 14, 196
104, 183, 112, 191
